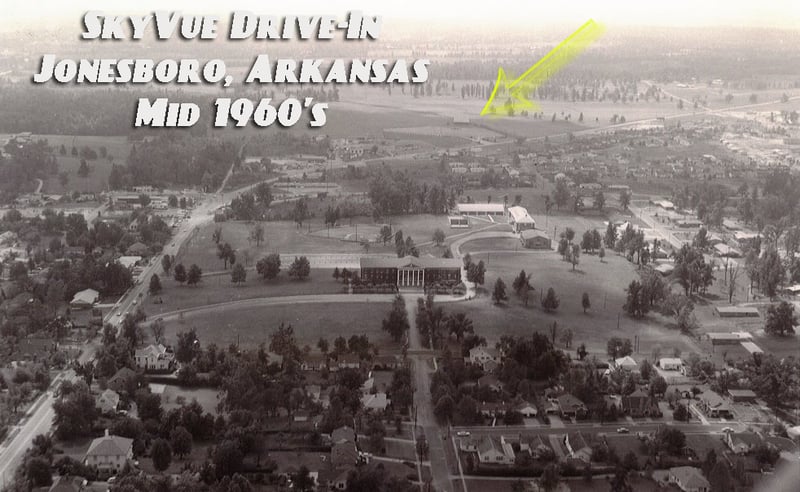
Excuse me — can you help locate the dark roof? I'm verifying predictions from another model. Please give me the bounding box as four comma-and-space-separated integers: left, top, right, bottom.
360, 255, 462, 270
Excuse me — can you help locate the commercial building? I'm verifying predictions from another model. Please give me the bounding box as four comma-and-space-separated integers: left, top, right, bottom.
359, 256, 462, 288
520, 229, 552, 250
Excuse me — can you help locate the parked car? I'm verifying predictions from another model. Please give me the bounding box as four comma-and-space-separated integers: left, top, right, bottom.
456, 431, 470, 437
617, 427, 630, 434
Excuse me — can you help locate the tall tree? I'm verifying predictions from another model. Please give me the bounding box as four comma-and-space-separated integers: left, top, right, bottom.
492, 278, 508, 305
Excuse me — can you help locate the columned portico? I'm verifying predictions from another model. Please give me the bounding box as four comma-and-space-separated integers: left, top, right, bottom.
397, 267, 425, 287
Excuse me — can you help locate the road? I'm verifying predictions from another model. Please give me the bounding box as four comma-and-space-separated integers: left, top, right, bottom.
0, 161, 271, 484
405, 295, 454, 492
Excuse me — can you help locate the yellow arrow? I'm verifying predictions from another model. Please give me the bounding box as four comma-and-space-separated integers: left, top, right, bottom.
481, 19, 606, 117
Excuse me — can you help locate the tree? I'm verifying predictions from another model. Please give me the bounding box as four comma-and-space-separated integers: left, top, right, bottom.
256, 253, 281, 280
212, 226, 223, 244
594, 191, 605, 211
432, 228, 446, 246
26, 457, 53, 487
540, 463, 560, 492
576, 343, 588, 360
708, 461, 734, 492
382, 295, 409, 342
581, 292, 590, 313
673, 402, 689, 421
170, 426, 193, 459
187, 264, 202, 286
249, 223, 265, 247
173, 263, 187, 285
623, 280, 648, 319
231, 263, 247, 285
607, 337, 633, 358
288, 256, 311, 280
217, 242, 235, 269
161, 255, 172, 274
151, 438, 173, 472
148, 273, 163, 295
609, 465, 632, 492
150, 318, 165, 344
570, 244, 581, 270
291, 466, 315, 492
619, 191, 631, 211
467, 260, 486, 285
492, 278, 508, 305
542, 288, 559, 312
293, 198, 309, 227
758, 248, 785, 297
214, 440, 243, 477
765, 301, 796, 336
599, 246, 606, 262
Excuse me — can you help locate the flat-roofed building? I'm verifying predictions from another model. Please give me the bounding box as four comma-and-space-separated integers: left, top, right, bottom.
715, 306, 759, 318
448, 215, 469, 228
360, 256, 462, 288
456, 203, 506, 217
520, 229, 552, 250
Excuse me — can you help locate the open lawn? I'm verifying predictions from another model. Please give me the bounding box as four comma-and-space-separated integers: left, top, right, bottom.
158, 385, 221, 416
446, 249, 695, 360
35, 134, 132, 194
161, 301, 396, 350
148, 270, 344, 313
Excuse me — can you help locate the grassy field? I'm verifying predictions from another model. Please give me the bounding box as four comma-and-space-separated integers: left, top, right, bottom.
158, 385, 221, 416
147, 270, 344, 314
161, 301, 396, 350
35, 134, 132, 194
445, 248, 695, 361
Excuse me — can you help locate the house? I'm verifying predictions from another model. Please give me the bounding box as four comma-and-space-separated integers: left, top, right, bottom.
514, 400, 538, 418
134, 344, 174, 372
70, 288, 99, 309
622, 389, 662, 418
614, 356, 638, 372
331, 426, 356, 444
727, 389, 757, 403
479, 401, 506, 418
476, 436, 515, 465
371, 354, 401, 370
84, 430, 133, 475
300, 352, 328, 371
520, 435, 552, 460
659, 357, 683, 371
726, 432, 762, 455
697, 390, 732, 418
604, 395, 624, 414
335, 353, 361, 370
459, 437, 480, 452
468, 346, 501, 367
668, 466, 710, 492
126, 242, 149, 256
117, 256, 142, 270
361, 392, 390, 412
305, 384, 322, 402
556, 394, 587, 419
564, 432, 593, 462
107, 367, 138, 394
95, 389, 120, 415
48, 475, 88, 492
331, 441, 358, 468
477, 375, 503, 392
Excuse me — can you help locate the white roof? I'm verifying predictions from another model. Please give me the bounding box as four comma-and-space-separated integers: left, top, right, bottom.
71, 288, 99, 305
117, 256, 142, 269
457, 203, 505, 213
615, 356, 638, 368
659, 358, 682, 366
507, 206, 535, 224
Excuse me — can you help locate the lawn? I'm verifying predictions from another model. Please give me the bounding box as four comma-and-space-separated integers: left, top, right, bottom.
147, 270, 345, 314
36, 134, 132, 194
161, 301, 397, 350
445, 248, 696, 360
158, 384, 221, 416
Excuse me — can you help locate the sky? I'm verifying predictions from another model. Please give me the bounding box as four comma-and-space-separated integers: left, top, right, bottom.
3, 0, 800, 32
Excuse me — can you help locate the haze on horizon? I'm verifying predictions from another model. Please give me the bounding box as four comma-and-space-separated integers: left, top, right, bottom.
3, 0, 800, 33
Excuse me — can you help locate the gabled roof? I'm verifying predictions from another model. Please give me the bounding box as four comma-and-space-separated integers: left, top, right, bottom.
557, 393, 586, 411
135, 344, 169, 359
331, 426, 355, 444
70, 288, 99, 305
669, 466, 710, 490
86, 432, 133, 457
729, 432, 762, 448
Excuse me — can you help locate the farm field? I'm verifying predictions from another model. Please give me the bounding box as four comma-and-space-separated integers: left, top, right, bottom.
160, 301, 396, 350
